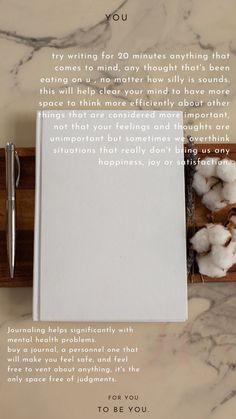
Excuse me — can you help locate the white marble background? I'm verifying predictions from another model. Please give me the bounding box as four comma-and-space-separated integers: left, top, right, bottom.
0, 0, 235, 144
1, 285, 236, 418
1, 1, 236, 418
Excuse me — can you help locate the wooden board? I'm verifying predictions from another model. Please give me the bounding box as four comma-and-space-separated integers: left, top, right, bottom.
0, 148, 34, 286
1, 145, 236, 286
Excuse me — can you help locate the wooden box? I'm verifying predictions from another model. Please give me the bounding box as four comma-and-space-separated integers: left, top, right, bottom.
1, 145, 236, 287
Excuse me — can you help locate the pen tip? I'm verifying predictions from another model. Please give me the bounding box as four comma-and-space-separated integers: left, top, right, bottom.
10, 267, 14, 279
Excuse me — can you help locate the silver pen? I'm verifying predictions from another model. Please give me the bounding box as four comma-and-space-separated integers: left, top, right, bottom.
5, 142, 20, 279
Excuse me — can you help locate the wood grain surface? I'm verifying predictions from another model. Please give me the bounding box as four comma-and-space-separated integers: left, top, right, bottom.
0, 148, 34, 286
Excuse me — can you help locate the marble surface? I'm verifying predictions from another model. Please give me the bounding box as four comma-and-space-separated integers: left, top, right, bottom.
1, 0, 236, 418
0, 0, 236, 145
1, 285, 236, 418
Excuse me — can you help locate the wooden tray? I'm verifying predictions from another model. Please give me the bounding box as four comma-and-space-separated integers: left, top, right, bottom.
1, 145, 236, 287
0, 148, 34, 286
191, 143, 236, 282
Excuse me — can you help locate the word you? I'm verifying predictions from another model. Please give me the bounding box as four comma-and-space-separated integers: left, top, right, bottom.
105, 14, 127, 21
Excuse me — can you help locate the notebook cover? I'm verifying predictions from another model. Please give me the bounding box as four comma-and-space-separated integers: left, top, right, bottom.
33, 110, 187, 321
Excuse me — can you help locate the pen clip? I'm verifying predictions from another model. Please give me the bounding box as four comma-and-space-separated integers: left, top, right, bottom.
15, 151, 20, 188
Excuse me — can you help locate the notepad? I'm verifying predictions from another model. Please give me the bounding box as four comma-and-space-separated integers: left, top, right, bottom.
33, 110, 187, 321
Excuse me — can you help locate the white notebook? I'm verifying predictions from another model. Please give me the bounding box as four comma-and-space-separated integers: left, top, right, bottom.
33, 110, 187, 321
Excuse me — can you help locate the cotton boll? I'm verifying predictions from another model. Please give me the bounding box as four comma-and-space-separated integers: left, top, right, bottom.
211, 242, 236, 270
196, 157, 219, 178
202, 184, 226, 212
193, 172, 218, 196
216, 159, 236, 182
231, 228, 236, 241
190, 228, 210, 253
230, 215, 236, 225
207, 223, 231, 245
222, 181, 236, 203
197, 253, 226, 278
